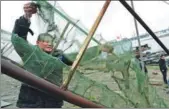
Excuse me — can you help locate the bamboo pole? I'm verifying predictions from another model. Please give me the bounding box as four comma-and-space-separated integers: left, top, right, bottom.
62, 0, 111, 89
42, 1, 101, 44
50, 22, 70, 55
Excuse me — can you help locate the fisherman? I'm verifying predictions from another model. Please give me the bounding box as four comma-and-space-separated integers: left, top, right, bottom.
12, 2, 73, 108
135, 53, 148, 74
159, 54, 168, 85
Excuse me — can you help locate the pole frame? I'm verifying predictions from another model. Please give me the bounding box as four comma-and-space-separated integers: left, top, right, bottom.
62, 0, 111, 89
130, 0, 145, 72
119, 0, 169, 55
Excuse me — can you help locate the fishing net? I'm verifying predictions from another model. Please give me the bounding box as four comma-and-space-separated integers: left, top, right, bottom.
1, 0, 168, 108
10, 33, 167, 108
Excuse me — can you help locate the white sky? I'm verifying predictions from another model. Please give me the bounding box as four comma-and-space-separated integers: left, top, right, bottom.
1, 1, 169, 43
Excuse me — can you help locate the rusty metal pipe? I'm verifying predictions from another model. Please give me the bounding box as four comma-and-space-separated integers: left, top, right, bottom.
1, 58, 105, 108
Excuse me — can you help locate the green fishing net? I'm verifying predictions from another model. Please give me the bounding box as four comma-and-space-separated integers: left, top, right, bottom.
11, 33, 167, 108
2, 0, 168, 108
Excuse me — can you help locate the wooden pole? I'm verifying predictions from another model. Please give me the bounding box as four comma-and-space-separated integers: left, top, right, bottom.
62, 0, 111, 89
43, 1, 101, 44
50, 22, 70, 55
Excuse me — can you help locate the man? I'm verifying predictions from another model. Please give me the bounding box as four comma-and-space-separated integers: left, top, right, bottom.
135, 54, 148, 74
12, 2, 73, 108
159, 55, 168, 85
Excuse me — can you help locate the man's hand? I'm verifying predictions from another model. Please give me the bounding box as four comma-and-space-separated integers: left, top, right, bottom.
52, 49, 63, 56
23, 2, 39, 19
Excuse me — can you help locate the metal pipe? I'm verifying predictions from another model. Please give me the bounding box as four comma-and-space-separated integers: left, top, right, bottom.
130, 0, 145, 72
119, 0, 169, 55
1, 58, 105, 108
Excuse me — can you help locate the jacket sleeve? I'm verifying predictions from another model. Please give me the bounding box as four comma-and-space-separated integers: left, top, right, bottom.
12, 16, 33, 40
52, 49, 73, 66
13, 19, 20, 35
159, 59, 167, 71
11, 34, 34, 59
59, 55, 73, 66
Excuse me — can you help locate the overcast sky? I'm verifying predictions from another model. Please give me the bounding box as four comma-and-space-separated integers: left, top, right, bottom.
1, 1, 169, 43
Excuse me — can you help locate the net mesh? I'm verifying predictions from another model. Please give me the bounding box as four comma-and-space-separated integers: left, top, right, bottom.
11, 33, 167, 108
1, 0, 168, 108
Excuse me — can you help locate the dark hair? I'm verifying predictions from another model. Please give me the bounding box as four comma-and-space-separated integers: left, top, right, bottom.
160, 54, 165, 58
135, 54, 140, 59
37, 33, 54, 41
30, 2, 40, 9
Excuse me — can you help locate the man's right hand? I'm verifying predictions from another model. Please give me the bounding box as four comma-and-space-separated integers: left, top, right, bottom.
23, 2, 39, 19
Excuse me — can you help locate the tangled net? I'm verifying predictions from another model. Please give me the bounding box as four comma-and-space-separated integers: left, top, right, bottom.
2, 0, 168, 108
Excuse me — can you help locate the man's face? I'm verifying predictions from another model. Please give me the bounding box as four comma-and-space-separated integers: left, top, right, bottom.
161, 56, 165, 59
37, 37, 54, 53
